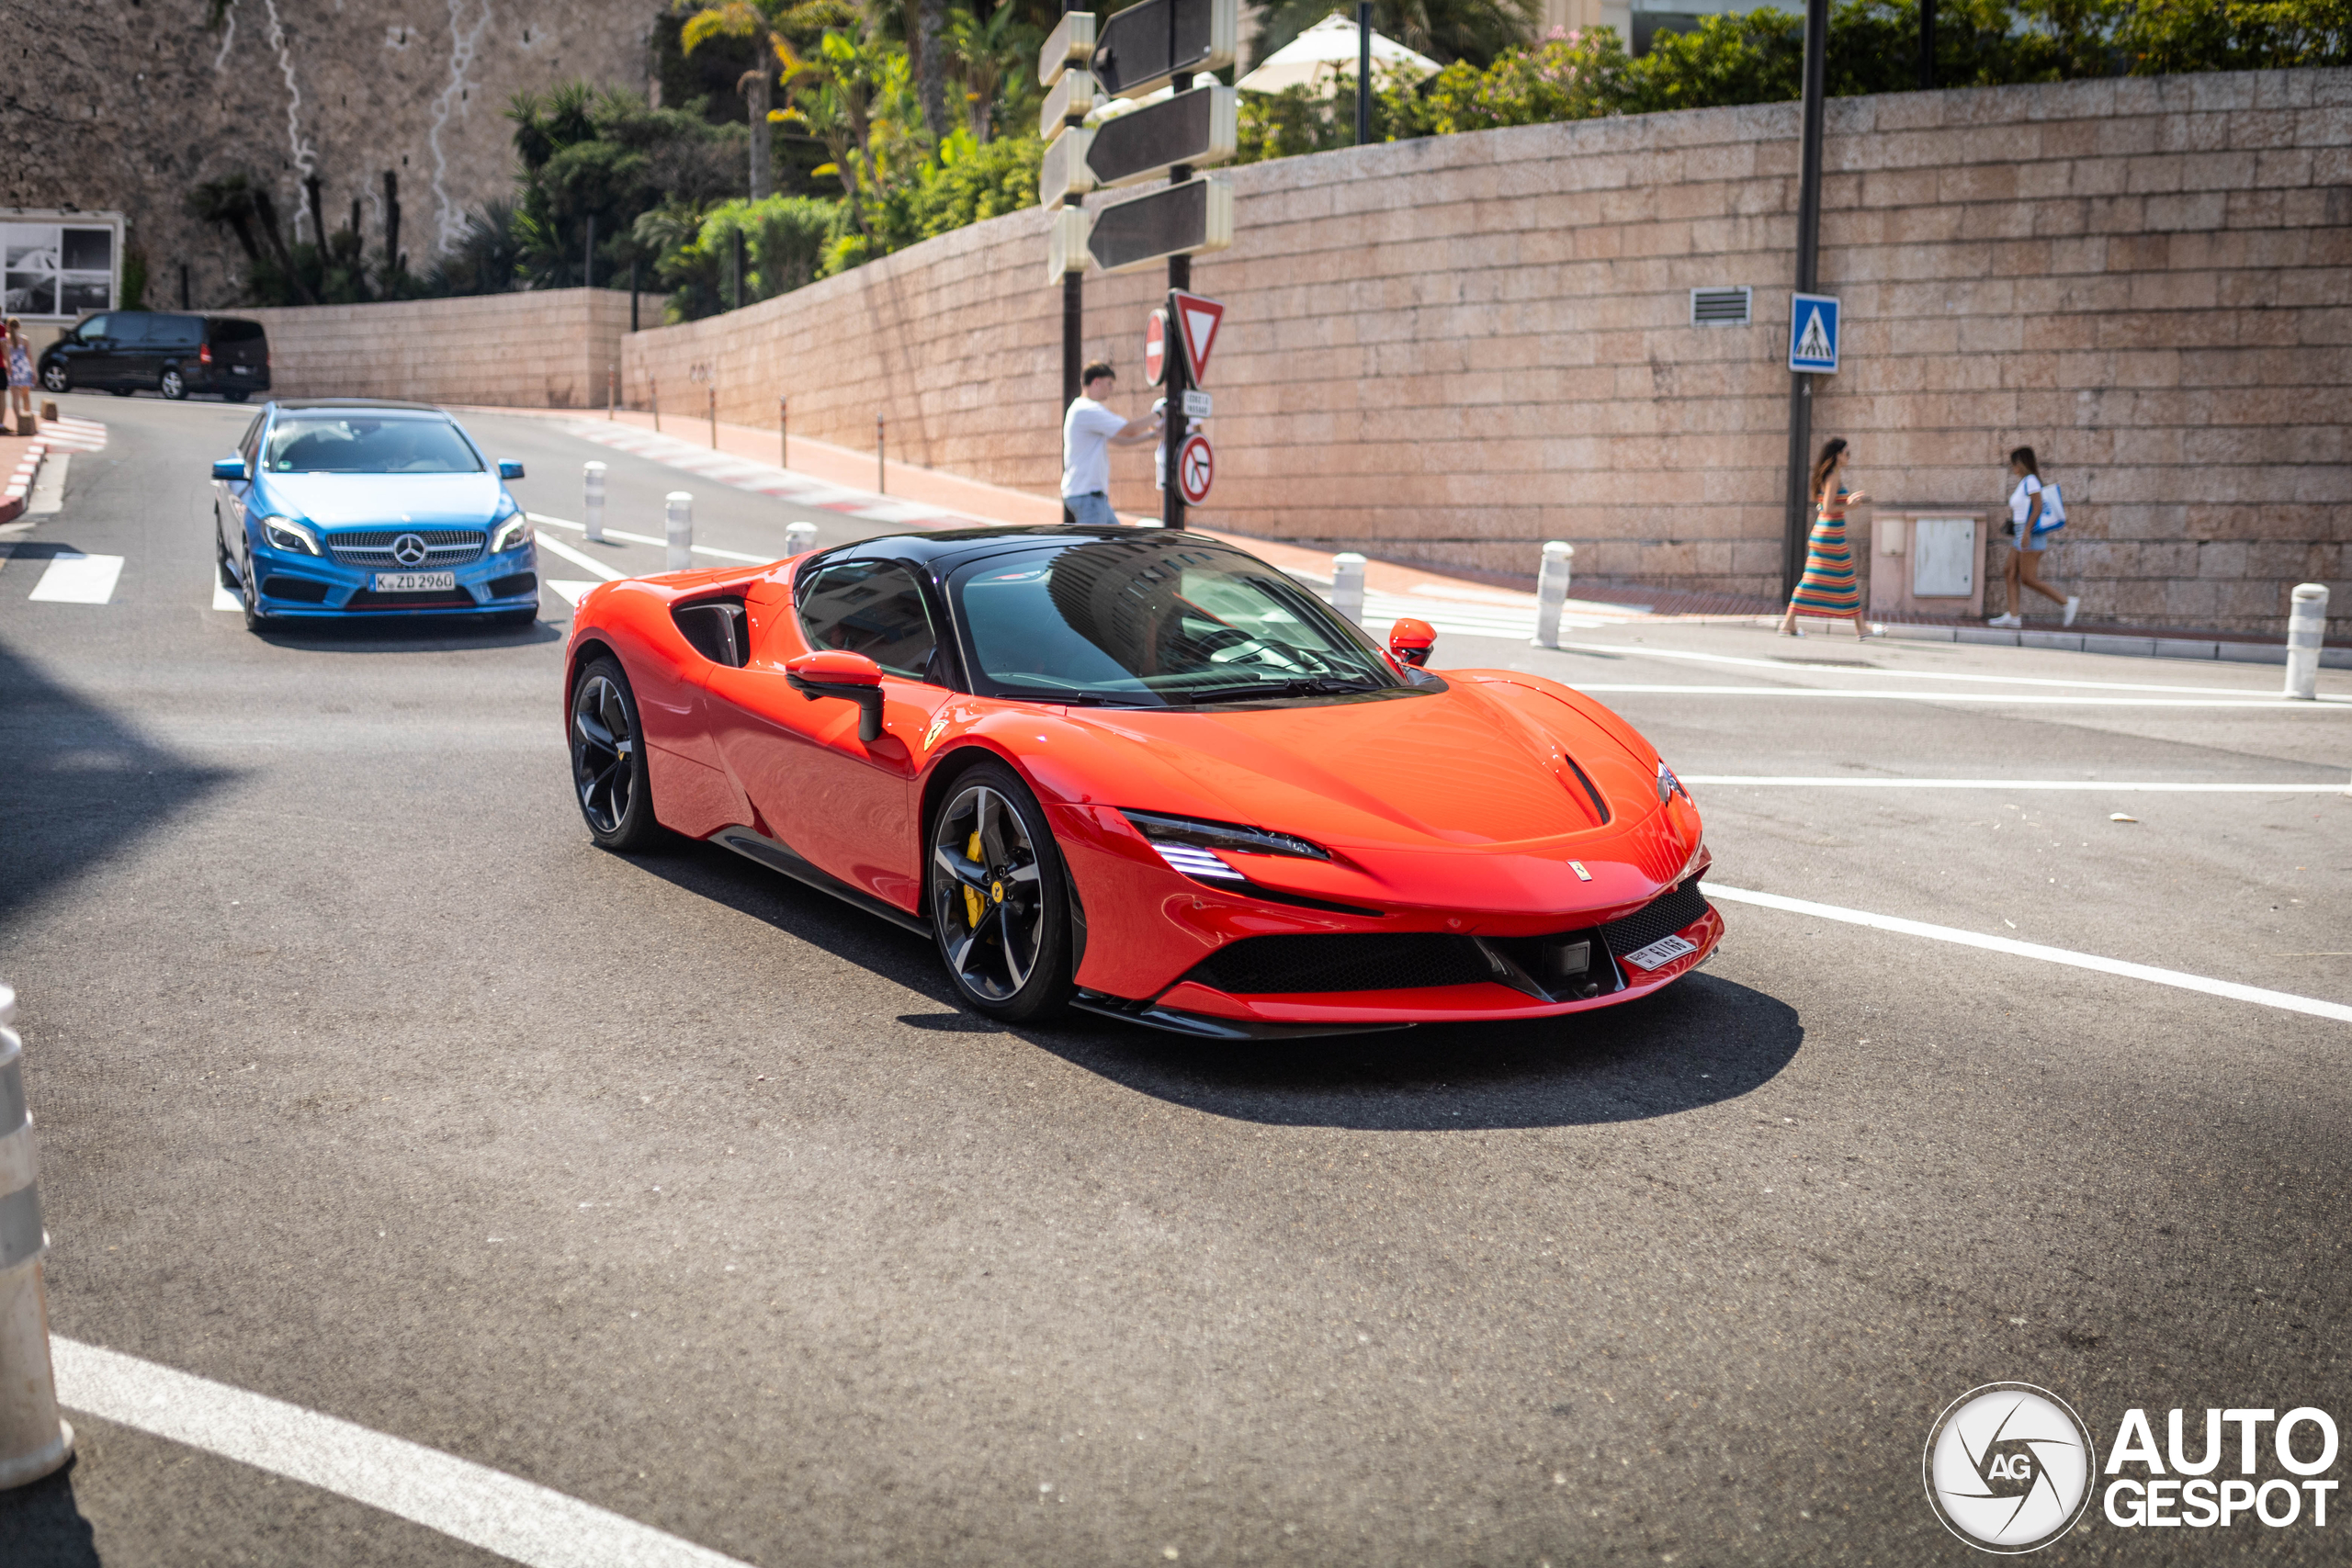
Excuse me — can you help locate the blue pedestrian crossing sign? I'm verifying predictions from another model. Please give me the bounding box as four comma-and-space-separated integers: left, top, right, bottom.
1789, 292, 1840, 373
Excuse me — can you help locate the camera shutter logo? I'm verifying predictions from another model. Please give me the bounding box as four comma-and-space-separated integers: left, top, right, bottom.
1924, 1383, 2097, 1553
390, 533, 430, 566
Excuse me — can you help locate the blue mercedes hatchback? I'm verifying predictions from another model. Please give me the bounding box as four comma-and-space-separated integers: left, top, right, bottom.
211, 399, 538, 630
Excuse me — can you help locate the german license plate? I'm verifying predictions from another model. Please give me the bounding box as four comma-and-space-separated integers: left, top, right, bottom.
373, 571, 456, 592
1620, 933, 1698, 972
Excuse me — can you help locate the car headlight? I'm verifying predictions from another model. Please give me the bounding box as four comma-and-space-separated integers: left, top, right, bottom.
490, 513, 533, 554
1657, 759, 1689, 804
260, 514, 321, 555
1123, 809, 1329, 883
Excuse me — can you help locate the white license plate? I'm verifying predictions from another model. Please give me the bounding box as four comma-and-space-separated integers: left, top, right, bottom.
373, 571, 457, 592
1620, 932, 1698, 972
233, 364, 254, 375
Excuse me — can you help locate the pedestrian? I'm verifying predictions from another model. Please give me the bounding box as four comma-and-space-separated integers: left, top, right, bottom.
4, 319, 32, 432
1061, 361, 1159, 528
1987, 446, 2076, 628
1777, 437, 1871, 638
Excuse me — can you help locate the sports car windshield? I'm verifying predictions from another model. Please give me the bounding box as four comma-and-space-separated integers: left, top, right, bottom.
951, 538, 1405, 705
262, 413, 482, 474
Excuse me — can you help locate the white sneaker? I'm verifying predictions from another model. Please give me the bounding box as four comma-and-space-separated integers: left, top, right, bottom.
2063, 596, 2080, 627
1987, 613, 2022, 629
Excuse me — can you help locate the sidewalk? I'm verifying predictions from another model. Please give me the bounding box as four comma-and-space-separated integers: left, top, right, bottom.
466, 403, 2345, 666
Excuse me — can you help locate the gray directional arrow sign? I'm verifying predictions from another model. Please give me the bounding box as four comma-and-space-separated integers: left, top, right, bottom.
1090, 0, 1238, 99
1040, 85, 1238, 209
1085, 175, 1233, 275
1090, 85, 1238, 188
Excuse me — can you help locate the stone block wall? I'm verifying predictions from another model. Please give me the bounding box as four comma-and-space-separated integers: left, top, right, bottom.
241, 289, 650, 410
610, 68, 2348, 632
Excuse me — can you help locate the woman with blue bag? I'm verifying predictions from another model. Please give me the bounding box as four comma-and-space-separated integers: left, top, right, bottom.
1987, 446, 2078, 629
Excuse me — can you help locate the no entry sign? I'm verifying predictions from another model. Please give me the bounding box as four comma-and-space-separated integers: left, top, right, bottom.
1177, 432, 1215, 504
1145, 309, 1167, 387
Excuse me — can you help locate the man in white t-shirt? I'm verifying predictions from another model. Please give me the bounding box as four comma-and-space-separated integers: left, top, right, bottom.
1061, 361, 1160, 527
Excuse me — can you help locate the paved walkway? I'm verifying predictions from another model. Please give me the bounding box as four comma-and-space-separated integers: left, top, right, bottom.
461, 404, 2340, 664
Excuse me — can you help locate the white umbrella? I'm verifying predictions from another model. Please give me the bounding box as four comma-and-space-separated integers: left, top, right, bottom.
1235, 11, 1442, 94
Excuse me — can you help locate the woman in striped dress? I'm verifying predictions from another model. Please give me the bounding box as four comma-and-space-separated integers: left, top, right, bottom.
1778, 437, 1871, 637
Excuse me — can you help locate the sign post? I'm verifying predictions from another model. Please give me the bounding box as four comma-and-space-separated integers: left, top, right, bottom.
1042, 0, 1099, 522
1039, 0, 1238, 529
1781, 0, 1831, 599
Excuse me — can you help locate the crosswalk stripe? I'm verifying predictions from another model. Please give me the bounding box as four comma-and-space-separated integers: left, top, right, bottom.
28, 552, 123, 604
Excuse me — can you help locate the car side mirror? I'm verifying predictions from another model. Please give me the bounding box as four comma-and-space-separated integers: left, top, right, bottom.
497, 459, 525, 480
783, 650, 886, 742
1388, 616, 1435, 668
211, 457, 247, 482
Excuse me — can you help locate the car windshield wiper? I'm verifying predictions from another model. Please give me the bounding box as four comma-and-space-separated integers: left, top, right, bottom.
1179, 676, 1386, 705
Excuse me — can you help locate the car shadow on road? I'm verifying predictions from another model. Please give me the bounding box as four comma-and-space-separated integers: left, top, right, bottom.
246, 614, 564, 652
0, 1460, 102, 1567
0, 637, 235, 927
1022, 971, 1803, 1130
627, 835, 1801, 1132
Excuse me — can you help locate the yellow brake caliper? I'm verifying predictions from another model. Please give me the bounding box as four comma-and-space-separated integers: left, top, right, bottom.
962, 830, 985, 928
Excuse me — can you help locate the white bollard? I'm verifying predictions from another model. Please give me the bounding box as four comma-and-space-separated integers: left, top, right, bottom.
2282, 582, 2328, 701
1532, 540, 1574, 649
1330, 552, 1367, 626
582, 461, 606, 545
0, 979, 74, 1491
785, 521, 818, 558
664, 491, 694, 572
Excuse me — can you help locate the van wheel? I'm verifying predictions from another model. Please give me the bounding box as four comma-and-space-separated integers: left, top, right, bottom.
160, 368, 187, 400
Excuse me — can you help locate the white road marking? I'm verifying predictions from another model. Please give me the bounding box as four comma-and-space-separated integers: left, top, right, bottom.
1563, 640, 2314, 696
27, 452, 69, 513
1576, 684, 2348, 708
28, 552, 124, 604
1701, 882, 2352, 1025
529, 513, 773, 565
211, 581, 242, 611
1683, 776, 2351, 793
545, 580, 599, 606
531, 531, 624, 581
51, 1337, 755, 1568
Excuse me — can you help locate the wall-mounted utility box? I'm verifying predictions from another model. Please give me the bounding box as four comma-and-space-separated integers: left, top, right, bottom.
1867, 512, 1987, 619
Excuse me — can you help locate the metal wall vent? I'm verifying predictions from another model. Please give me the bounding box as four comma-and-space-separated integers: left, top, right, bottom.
1690, 287, 1752, 326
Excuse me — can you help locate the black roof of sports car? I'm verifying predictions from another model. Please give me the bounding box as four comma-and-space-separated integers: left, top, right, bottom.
813, 525, 1241, 577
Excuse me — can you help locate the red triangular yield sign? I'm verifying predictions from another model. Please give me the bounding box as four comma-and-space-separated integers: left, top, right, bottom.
1170, 290, 1225, 385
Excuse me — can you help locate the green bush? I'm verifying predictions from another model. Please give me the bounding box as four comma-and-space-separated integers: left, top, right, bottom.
644, 194, 847, 321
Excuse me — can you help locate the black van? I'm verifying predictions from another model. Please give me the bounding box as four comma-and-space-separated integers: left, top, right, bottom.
38, 312, 271, 402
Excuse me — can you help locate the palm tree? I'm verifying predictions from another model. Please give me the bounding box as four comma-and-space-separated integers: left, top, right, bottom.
187, 173, 315, 305
944, 0, 1041, 142
679, 0, 791, 198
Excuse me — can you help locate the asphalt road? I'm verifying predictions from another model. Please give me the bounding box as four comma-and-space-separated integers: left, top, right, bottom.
3, 392, 2348, 1566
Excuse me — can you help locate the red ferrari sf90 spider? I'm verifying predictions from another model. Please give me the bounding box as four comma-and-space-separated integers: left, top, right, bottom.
563, 526, 1719, 1037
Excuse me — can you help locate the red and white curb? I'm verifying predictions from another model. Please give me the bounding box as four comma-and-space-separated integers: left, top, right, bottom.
562, 422, 992, 529
1, 417, 105, 525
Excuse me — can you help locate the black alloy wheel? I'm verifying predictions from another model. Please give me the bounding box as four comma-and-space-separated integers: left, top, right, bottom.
927, 761, 1072, 1021
570, 658, 659, 850
159, 367, 186, 400
39, 363, 66, 394
214, 518, 237, 591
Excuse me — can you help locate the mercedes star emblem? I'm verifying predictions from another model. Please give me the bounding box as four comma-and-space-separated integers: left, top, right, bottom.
390, 533, 429, 565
